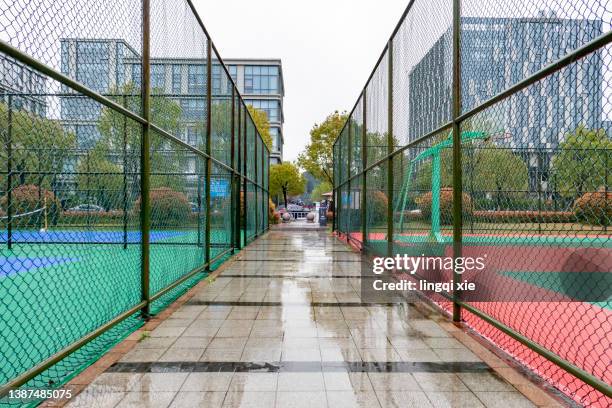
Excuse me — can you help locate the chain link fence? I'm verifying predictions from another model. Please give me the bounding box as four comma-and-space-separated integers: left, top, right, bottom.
0, 0, 269, 405
333, 0, 611, 406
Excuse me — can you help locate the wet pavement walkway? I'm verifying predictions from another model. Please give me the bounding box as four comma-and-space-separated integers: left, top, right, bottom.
63, 230, 557, 408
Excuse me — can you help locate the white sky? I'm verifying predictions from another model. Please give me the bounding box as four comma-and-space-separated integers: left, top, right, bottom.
191, 0, 409, 162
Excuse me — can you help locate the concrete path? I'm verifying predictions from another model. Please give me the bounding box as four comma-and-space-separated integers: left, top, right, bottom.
63, 230, 561, 408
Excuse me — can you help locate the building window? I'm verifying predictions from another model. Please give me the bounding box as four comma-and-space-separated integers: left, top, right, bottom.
172, 65, 182, 94
244, 65, 279, 94
76, 125, 100, 149
180, 98, 205, 120
270, 127, 280, 152
131, 64, 141, 88
188, 65, 205, 94
245, 99, 280, 122
228, 65, 237, 83
151, 64, 165, 92
186, 126, 202, 145
76, 41, 109, 92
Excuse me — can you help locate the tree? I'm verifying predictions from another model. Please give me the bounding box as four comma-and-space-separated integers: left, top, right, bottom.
97, 83, 185, 198
270, 162, 306, 208
311, 181, 332, 202
247, 105, 273, 150
298, 111, 348, 185
76, 147, 123, 211
0, 102, 76, 189
551, 125, 611, 199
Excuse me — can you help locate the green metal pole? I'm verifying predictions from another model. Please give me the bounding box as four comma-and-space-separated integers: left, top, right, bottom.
230, 88, 236, 252
254, 122, 259, 237
346, 116, 352, 242
243, 105, 247, 244
140, 0, 151, 318
122, 94, 128, 250
451, 0, 462, 322
387, 41, 394, 257
6, 95, 12, 250
205, 42, 212, 269
236, 101, 242, 249
431, 152, 441, 240
361, 91, 367, 249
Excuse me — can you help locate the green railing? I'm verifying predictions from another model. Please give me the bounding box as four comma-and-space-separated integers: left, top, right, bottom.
0, 0, 269, 404
332, 0, 611, 406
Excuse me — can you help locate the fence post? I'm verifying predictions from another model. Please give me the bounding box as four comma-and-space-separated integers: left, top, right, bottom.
230, 87, 236, 252
254, 120, 259, 237
361, 91, 367, 249
236, 102, 243, 249
205, 41, 212, 269
140, 0, 152, 318
122, 94, 128, 249
451, 0, 462, 322
6, 94, 12, 250
347, 116, 352, 242
243, 104, 247, 244
387, 42, 394, 257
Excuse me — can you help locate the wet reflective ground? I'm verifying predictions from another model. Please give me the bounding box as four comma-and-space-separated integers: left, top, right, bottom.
66, 231, 539, 407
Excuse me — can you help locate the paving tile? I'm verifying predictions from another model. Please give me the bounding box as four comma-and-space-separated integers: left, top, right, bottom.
168, 391, 226, 408
181, 372, 234, 392
201, 348, 244, 362
281, 347, 321, 362
129, 373, 189, 392
413, 373, 470, 392
115, 391, 176, 408
120, 349, 166, 363
229, 373, 278, 392
65, 390, 125, 408
223, 391, 276, 408
374, 390, 434, 408
425, 391, 486, 408
275, 391, 328, 408
88, 373, 143, 392
170, 336, 212, 349
277, 372, 325, 391
367, 373, 421, 391
457, 372, 517, 392
326, 391, 382, 408
474, 391, 537, 408
158, 348, 204, 362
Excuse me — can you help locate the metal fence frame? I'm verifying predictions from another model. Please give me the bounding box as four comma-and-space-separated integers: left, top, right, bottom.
0, 0, 270, 396
332, 0, 612, 401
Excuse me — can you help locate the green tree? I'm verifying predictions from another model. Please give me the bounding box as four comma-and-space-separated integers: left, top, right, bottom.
97, 83, 185, 197
551, 125, 612, 198
76, 147, 123, 211
298, 111, 348, 185
311, 181, 332, 202
0, 102, 76, 188
247, 105, 273, 150
270, 162, 306, 208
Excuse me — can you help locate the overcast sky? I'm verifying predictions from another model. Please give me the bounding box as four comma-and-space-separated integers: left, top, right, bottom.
192, 0, 409, 162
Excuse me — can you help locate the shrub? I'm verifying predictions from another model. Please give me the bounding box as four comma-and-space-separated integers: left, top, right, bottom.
269, 199, 279, 224
573, 189, 612, 226
415, 187, 472, 225
0, 185, 61, 228
366, 190, 388, 225
472, 210, 575, 223
134, 187, 191, 227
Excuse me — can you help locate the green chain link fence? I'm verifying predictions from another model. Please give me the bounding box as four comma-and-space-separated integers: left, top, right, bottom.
333, 0, 611, 406
0, 0, 269, 405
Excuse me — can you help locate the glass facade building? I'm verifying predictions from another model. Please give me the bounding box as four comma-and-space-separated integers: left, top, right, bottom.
0, 55, 47, 117
59, 41, 285, 164
225, 59, 285, 164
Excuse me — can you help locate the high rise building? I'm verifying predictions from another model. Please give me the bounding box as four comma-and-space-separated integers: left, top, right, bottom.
59, 39, 284, 163
408, 16, 604, 149
0, 54, 47, 116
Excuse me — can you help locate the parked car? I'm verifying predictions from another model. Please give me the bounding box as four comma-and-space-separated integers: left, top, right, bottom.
189, 202, 200, 213
67, 204, 105, 212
